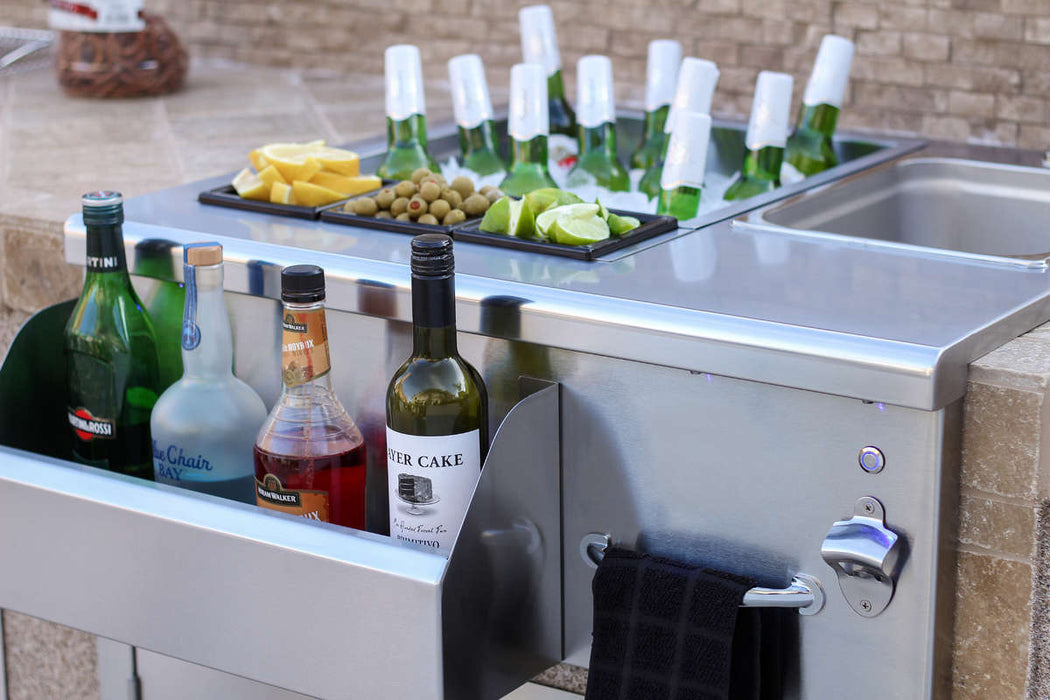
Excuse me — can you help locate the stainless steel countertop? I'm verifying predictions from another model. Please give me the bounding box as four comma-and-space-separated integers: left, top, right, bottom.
64, 140, 1050, 411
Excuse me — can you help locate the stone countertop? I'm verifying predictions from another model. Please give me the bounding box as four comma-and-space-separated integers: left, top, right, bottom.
4, 59, 1050, 699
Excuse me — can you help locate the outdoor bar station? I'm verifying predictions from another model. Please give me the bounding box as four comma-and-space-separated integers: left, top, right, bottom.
2, 1, 1050, 698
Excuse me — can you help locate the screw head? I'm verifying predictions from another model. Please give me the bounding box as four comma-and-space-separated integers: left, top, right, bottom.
864, 502, 874, 514
860, 600, 872, 612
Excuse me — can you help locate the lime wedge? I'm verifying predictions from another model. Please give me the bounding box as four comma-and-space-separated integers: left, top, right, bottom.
513, 199, 537, 239
549, 206, 610, 246
595, 199, 610, 221
480, 196, 512, 234
607, 213, 641, 236
525, 188, 584, 214
536, 208, 559, 239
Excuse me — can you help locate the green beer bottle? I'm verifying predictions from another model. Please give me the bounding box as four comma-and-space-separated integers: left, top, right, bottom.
786, 35, 855, 176
638, 57, 720, 200
500, 63, 558, 197
448, 54, 507, 177
657, 111, 712, 221
378, 44, 440, 181
567, 55, 630, 191
65, 191, 160, 479
519, 5, 577, 163
724, 71, 794, 202
133, 238, 184, 391
630, 40, 681, 170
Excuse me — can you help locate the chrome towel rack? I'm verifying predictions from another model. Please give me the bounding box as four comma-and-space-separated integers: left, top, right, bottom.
580, 533, 825, 616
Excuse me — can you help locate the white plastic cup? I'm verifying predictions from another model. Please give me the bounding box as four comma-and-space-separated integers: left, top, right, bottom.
803, 35, 855, 108
745, 71, 794, 150
385, 44, 426, 121
645, 40, 682, 112
576, 55, 616, 128
449, 54, 494, 130
665, 57, 720, 134
508, 63, 550, 142
519, 5, 561, 77
661, 110, 712, 191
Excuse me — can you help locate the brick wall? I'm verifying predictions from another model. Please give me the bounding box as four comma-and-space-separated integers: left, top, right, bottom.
6, 0, 1050, 147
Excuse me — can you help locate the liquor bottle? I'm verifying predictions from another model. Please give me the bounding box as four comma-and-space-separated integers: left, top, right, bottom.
657, 111, 712, 221
519, 4, 577, 163
724, 71, 794, 201
254, 265, 367, 529
64, 191, 160, 479
133, 238, 184, 391
638, 57, 720, 200
786, 35, 855, 176
567, 55, 630, 191
630, 40, 681, 170
448, 53, 507, 177
387, 234, 488, 554
150, 243, 267, 502
377, 44, 440, 181
499, 63, 558, 197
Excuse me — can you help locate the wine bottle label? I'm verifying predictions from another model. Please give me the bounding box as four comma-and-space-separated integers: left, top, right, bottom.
85, 253, 123, 272
68, 406, 115, 441
152, 440, 213, 483
255, 473, 330, 522
281, 308, 331, 387
386, 427, 482, 554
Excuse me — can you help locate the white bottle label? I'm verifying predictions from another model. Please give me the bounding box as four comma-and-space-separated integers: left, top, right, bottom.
386, 427, 481, 555
49, 0, 145, 33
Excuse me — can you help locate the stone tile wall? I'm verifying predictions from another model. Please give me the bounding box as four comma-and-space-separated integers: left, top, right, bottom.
5, 0, 1050, 147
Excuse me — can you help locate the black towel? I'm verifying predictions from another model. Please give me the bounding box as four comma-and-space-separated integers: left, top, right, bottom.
585, 547, 784, 700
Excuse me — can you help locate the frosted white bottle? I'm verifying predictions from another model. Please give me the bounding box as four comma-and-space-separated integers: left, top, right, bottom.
151, 243, 267, 502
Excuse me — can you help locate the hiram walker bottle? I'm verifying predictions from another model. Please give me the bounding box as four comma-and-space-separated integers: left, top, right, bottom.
630, 40, 681, 171
724, 71, 794, 201
387, 235, 488, 555
638, 57, 719, 200
448, 53, 507, 177
64, 191, 160, 478
150, 243, 267, 502
377, 44, 440, 181
657, 111, 713, 221
519, 4, 577, 164
786, 35, 855, 176
567, 55, 630, 191
500, 63, 559, 197
254, 265, 367, 529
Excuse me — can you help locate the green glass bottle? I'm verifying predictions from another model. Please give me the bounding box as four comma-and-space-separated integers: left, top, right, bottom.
387, 234, 488, 555
786, 35, 855, 176
500, 63, 558, 197
724, 71, 794, 202
567, 55, 629, 191
519, 5, 577, 162
630, 40, 681, 170
65, 191, 160, 479
656, 111, 711, 221
378, 45, 440, 181
638, 57, 720, 200
448, 54, 507, 177
133, 238, 184, 391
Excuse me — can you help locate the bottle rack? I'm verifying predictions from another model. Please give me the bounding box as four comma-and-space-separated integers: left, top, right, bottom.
0, 302, 562, 700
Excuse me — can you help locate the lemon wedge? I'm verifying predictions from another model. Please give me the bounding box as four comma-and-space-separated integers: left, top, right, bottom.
309, 146, 360, 176
258, 164, 287, 191
292, 181, 346, 207
232, 167, 269, 201
248, 149, 269, 171
270, 181, 296, 205
261, 144, 324, 181
310, 172, 381, 195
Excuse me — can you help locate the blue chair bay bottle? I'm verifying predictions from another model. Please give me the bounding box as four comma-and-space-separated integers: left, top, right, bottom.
638, 57, 719, 200
567, 55, 630, 192
724, 71, 794, 202
150, 243, 267, 502
786, 35, 855, 176
377, 44, 440, 181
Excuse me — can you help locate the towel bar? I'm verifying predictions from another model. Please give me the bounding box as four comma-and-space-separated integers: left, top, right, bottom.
581, 534, 825, 616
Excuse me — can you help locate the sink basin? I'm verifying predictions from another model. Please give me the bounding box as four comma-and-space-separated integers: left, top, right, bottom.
749, 157, 1050, 267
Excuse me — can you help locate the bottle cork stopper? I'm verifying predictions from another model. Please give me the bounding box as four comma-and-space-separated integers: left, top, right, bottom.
185, 243, 223, 266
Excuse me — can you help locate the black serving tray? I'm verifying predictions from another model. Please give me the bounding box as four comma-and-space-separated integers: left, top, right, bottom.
198, 184, 382, 221
452, 210, 678, 261
319, 195, 481, 235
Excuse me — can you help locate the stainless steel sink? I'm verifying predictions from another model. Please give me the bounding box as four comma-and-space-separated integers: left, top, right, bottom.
744, 157, 1050, 268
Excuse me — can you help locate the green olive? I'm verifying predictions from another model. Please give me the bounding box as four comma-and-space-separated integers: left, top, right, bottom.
418, 214, 439, 225
428, 199, 451, 220
410, 168, 432, 184
352, 197, 378, 216
393, 180, 418, 198
407, 196, 428, 219
396, 212, 412, 221
461, 193, 490, 217
450, 176, 474, 198
442, 209, 467, 226
375, 188, 396, 209
390, 197, 410, 216
419, 180, 442, 203
440, 188, 463, 209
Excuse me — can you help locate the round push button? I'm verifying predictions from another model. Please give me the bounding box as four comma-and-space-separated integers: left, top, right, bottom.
859, 446, 885, 474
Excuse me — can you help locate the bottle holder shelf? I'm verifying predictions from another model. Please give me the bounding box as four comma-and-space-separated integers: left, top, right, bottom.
0, 302, 561, 700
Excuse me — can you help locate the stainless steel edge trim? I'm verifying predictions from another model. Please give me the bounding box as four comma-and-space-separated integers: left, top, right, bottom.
0, 606, 6, 700
64, 217, 954, 410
